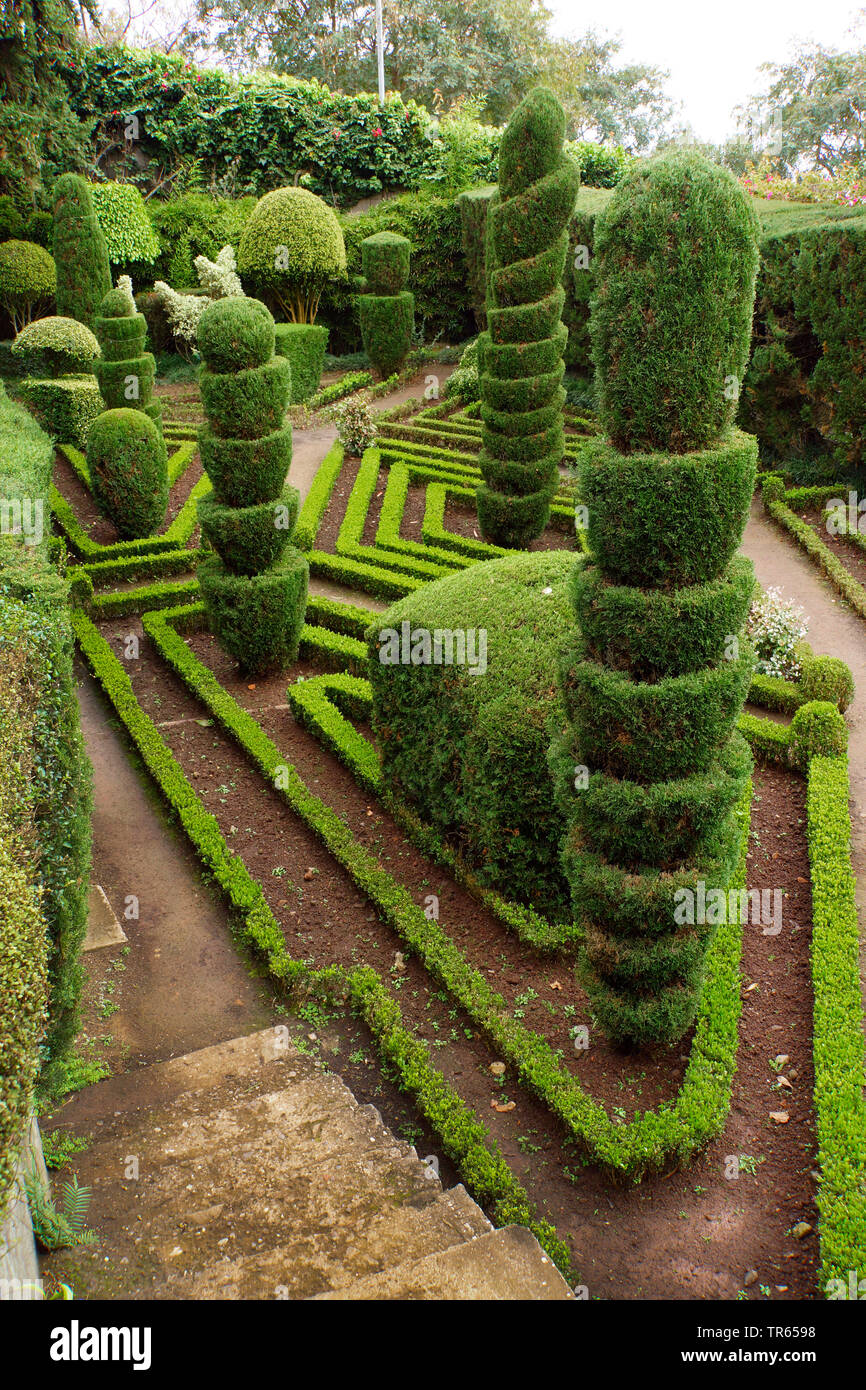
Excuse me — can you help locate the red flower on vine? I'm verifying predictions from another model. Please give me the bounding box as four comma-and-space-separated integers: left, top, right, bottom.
372, 126, 382, 137
333, 128, 342, 139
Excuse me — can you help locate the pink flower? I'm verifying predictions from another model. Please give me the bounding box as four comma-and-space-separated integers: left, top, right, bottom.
333, 128, 341, 139
372, 126, 382, 137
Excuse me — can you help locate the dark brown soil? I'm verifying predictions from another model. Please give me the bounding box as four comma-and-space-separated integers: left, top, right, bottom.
52, 444, 202, 549
792, 505, 866, 589
93, 609, 819, 1300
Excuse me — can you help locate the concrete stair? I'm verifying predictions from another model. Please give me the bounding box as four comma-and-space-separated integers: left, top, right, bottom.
42, 1029, 573, 1301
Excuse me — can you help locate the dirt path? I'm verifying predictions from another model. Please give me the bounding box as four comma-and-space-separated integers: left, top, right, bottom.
73, 672, 277, 1070
741, 497, 866, 1003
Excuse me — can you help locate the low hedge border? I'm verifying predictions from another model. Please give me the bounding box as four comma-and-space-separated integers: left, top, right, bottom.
140, 598, 755, 1180
306, 370, 373, 411
762, 480, 866, 621
806, 754, 866, 1293
374, 462, 478, 571
71, 607, 571, 1276
335, 448, 454, 582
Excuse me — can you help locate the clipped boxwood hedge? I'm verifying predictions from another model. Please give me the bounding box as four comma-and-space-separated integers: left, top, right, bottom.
273, 321, 328, 403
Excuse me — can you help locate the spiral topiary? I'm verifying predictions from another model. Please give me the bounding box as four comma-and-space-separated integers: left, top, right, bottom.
550, 151, 762, 1047
195, 296, 309, 675
475, 88, 579, 548
237, 186, 346, 324
357, 231, 414, 379
93, 279, 162, 435
51, 175, 112, 331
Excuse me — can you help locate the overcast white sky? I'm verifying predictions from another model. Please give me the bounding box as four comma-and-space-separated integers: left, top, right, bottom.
547, 0, 865, 142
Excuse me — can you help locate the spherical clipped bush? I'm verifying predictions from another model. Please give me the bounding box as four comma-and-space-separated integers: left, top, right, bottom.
52, 175, 112, 330
11, 316, 99, 377
590, 151, 761, 453
476, 88, 579, 548
237, 187, 346, 322
789, 701, 848, 769
273, 322, 328, 402
99, 286, 136, 318
0, 240, 57, 331
361, 232, 410, 295
799, 654, 854, 712
87, 408, 168, 539
357, 291, 414, 379
197, 296, 275, 374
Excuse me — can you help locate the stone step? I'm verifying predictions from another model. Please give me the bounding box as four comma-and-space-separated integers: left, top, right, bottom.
312, 1224, 574, 1301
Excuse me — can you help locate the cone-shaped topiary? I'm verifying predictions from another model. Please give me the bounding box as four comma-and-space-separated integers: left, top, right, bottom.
93, 278, 162, 435
87, 408, 169, 539
52, 175, 112, 331
357, 232, 414, 379
195, 296, 309, 675
550, 151, 761, 1047
476, 88, 579, 548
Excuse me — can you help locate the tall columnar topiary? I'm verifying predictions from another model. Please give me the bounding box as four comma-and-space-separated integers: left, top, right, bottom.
51, 175, 112, 331
550, 151, 761, 1047
357, 231, 414, 378
93, 278, 163, 434
196, 296, 309, 675
475, 88, 579, 548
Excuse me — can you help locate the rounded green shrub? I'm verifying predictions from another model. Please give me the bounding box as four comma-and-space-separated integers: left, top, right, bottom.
358, 290, 414, 379
11, 316, 99, 377
197, 296, 275, 374
52, 175, 112, 330
237, 186, 346, 322
361, 231, 411, 295
0, 240, 57, 332
99, 286, 136, 319
476, 88, 579, 548
273, 322, 329, 402
87, 408, 168, 538
590, 151, 761, 453
798, 653, 854, 712
789, 701, 848, 769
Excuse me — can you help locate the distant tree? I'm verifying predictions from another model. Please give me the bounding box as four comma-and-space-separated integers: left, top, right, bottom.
737, 19, 866, 175
541, 30, 677, 152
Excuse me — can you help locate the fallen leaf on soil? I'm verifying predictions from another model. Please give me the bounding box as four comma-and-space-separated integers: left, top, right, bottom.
247, 684, 256, 690
744, 982, 759, 993
774, 1053, 790, 1068
491, 1100, 515, 1113
796, 877, 807, 884
744, 1269, 758, 1287
777, 1076, 793, 1090
489, 1062, 505, 1076
303, 868, 315, 880
793, 1222, 813, 1239
392, 951, 405, 971
770, 1110, 790, 1124
550, 980, 562, 991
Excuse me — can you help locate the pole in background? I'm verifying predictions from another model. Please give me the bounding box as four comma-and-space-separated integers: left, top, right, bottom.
375, 0, 385, 103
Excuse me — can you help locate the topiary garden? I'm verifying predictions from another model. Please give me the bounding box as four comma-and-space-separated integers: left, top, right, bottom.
2, 60, 866, 1314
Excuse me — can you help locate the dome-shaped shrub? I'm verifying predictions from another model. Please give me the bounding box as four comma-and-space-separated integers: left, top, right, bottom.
11, 316, 99, 377
87, 408, 168, 538
197, 296, 275, 374
0, 239, 57, 332
237, 187, 346, 323
799, 653, 855, 712
590, 151, 761, 453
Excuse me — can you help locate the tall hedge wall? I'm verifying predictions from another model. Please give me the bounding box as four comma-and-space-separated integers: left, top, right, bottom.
0, 384, 93, 1093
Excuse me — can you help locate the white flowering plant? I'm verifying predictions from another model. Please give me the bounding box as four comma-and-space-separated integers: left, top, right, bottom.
194, 246, 244, 300
745, 586, 808, 680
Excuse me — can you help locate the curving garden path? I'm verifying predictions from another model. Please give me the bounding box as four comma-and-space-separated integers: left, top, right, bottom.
741, 497, 866, 1007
